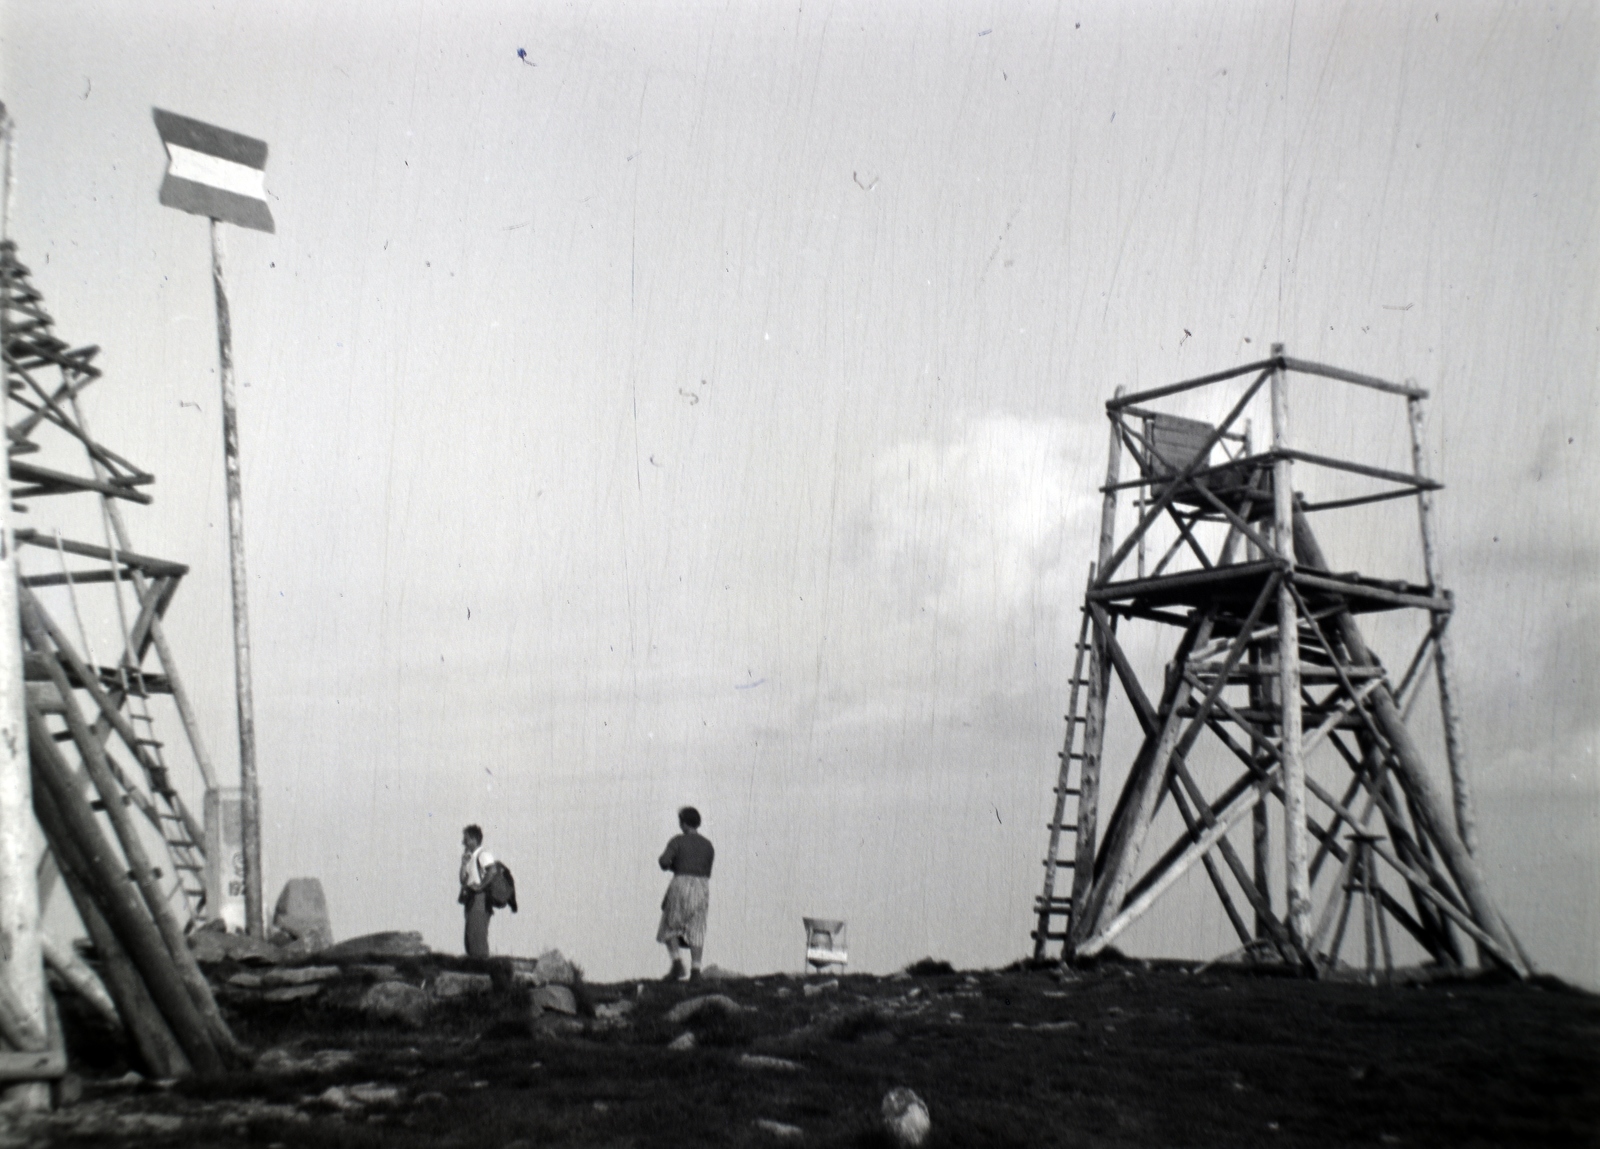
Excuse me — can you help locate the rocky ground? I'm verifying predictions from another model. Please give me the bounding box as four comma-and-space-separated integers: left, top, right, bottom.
1, 940, 1595, 1148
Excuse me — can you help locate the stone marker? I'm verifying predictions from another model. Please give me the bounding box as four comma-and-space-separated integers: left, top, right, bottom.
269, 878, 334, 950
881, 1087, 931, 1148
664, 994, 744, 1025
667, 1031, 697, 1051
359, 981, 429, 1027
430, 971, 494, 1000
323, 931, 430, 960
531, 985, 578, 1015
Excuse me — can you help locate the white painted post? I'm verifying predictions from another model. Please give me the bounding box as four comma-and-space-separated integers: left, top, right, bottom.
210, 220, 263, 938
1270, 345, 1310, 945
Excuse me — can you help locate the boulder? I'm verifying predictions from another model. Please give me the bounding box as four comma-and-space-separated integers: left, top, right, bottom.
666, 1031, 697, 1051
754, 1119, 804, 1140
269, 878, 334, 951
515, 949, 576, 987
530, 985, 577, 1015
322, 932, 430, 960
429, 971, 493, 1000
188, 930, 283, 965
593, 1000, 634, 1021
359, 981, 429, 1027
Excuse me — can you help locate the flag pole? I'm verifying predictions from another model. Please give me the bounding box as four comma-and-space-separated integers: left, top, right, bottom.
0, 102, 50, 1110
209, 218, 263, 939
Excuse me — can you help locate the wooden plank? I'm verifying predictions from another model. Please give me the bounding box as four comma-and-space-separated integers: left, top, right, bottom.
1107, 359, 1276, 410
0, 1050, 65, 1082
1280, 355, 1428, 399
1276, 447, 1441, 491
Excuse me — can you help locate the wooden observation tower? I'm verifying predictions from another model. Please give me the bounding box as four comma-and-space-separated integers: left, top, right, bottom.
1033, 347, 1527, 978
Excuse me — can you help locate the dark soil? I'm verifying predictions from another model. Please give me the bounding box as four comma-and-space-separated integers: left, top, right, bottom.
13, 955, 1599, 1148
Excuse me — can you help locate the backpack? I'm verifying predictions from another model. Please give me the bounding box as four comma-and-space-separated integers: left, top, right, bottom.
485, 863, 518, 912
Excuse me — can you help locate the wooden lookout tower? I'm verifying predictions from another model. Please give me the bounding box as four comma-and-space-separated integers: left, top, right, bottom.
1032, 347, 1528, 978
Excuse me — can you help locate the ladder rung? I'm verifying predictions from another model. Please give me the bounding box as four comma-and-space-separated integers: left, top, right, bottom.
135, 739, 163, 748
1067, 678, 1090, 686
51, 731, 75, 743
173, 862, 204, 872
1042, 858, 1077, 867
1053, 787, 1081, 796
1057, 751, 1085, 761
1047, 823, 1079, 833
1030, 931, 1071, 941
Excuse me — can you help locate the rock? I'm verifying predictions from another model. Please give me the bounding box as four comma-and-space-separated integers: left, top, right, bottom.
666, 1031, 697, 1051
740, 1053, 802, 1072
322, 931, 430, 960
881, 1087, 931, 1148
188, 930, 283, 965
350, 964, 400, 981
227, 973, 264, 989
430, 971, 494, 999
531, 1014, 586, 1038
531, 985, 577, 1015
269, 878, 334, 951
359, 981, 429, 1027
264, 965, 341, 987
516, 949, 576, 987
256, 1047, 356, 1074
348, 1083, 401, 1105
593, 1000, 634, 1021
316, 1085, 362, 1112
262, 984, 322, 1003
754, 1118, 804, 1139
698, 965, 744, 981
802, 979, 838, 998
664, 994, 744, 1025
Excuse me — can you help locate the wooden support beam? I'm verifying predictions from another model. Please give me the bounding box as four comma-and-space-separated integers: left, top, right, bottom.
28, 723, 220, 1075
1291, 507, 1523, 972
18, 601, 239, 1062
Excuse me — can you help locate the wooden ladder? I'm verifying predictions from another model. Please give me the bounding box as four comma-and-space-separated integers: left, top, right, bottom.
1032, 570, 1098, 960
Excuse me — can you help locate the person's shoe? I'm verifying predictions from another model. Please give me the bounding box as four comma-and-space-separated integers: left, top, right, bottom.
688, 968, 702, 983
664, 960, 686, 982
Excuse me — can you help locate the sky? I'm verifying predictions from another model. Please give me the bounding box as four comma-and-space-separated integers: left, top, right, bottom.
1, 0, 1594, 987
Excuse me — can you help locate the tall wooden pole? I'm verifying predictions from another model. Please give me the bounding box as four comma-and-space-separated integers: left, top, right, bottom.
210, 219, 263, 937
1406, 393, 1476, 853
1270, 344, 1310, 945
0, 101, 50, 1111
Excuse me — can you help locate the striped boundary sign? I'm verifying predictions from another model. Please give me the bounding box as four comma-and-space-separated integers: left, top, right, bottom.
153, 108, 274, 234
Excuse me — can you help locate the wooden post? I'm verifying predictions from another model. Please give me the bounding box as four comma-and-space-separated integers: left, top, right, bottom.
1066, 398, 1125, 950
0, 100, 49, 1111
210, 219, 263, 938
1406, 393, 1476, 853
1271, 344, 1311, 946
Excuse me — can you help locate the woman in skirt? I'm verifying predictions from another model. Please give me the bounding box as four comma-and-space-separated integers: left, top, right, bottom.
657, 806, 715, 981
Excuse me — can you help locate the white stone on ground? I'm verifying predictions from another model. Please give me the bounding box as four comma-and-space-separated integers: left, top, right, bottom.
881, 1087, 931, 1148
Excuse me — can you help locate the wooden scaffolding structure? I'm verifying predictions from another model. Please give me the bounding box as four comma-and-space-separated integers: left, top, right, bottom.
3, 237, 239, 1076
1033, 347, 1527, 977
